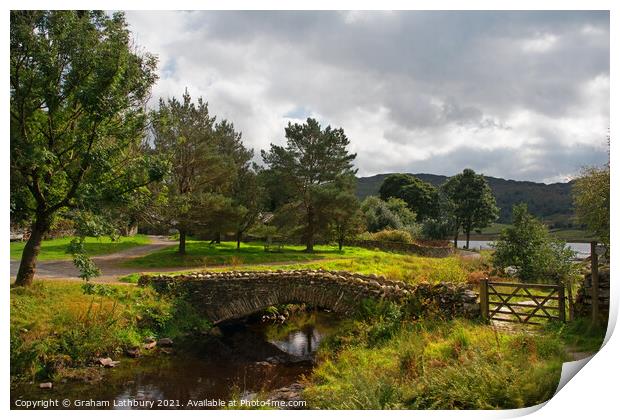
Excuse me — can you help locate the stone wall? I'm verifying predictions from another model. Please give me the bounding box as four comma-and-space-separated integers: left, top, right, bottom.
575, 267, 610, 316
139, 269, 478, 323
346, 239, 454, 258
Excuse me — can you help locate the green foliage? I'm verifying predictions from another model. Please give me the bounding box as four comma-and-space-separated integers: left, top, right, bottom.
492, 204, 577, 283
573, 165, 610, 247
10, 11, 160, 285
422, 218, 454, 240
261, 118, 357, 251
545, 317, 606, 353
328, 191, 365, 250
421, 191, 459, 240
441, 169, 499, 245
360, 196, 420, 234
379, 174, 439, 221
231, 165, 267, 246
68, 238, 101, 281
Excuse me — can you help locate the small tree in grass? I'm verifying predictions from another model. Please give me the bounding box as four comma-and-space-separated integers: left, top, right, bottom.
360, 196, 418, 234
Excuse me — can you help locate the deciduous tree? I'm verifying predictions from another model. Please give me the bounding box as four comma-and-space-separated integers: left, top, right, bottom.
10, 11, 160, 286
573, 165, 610, 248
441, 169, 499, 248
379, 174, 439, 221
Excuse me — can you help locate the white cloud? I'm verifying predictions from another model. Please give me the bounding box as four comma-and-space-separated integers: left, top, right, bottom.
125, 11, 609, 182
521, 33, 558, 53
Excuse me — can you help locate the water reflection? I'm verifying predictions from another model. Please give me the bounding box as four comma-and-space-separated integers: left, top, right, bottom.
11, 311, 340, 410
270, 327, 322, 357
457, 240, 591, 258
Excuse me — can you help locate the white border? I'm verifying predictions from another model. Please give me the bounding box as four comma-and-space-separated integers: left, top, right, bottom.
2, 1, 617, 419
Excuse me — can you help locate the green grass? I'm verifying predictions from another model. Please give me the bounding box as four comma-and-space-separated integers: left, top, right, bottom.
10, 280, 209, 382
545, 317, 607, 353
10, 235, 151, 261
303, 314, 567, 409
126, 240, 486, 286
124, 240, 337, 268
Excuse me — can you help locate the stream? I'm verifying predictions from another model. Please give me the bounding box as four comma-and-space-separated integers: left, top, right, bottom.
11, 311, 343, 410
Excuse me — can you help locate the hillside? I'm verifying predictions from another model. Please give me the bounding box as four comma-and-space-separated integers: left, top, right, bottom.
356, 173, 576, 226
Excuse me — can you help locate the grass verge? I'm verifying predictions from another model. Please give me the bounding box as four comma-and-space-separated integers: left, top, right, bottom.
10, 235, 151, 261
302, 300, 604, 409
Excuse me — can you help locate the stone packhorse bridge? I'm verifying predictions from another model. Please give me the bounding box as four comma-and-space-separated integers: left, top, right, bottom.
139, 269, 479, 324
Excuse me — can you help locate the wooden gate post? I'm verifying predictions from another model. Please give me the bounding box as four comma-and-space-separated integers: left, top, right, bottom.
480, 278, 489, 322
591, 241, 599, 325
558, 284, 566, 323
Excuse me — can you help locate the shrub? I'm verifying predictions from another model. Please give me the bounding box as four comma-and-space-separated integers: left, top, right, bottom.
492, 204, 577, 283
371, 229, 414, 244
358, 227, 422, 243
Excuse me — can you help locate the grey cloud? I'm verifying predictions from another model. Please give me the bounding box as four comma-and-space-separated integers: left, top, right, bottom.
125, 10, 609, 183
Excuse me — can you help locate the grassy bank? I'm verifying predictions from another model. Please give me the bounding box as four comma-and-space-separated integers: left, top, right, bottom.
302, 301, 603, 409
10, 281, 210, 382
122, 241, 488, 286
10, 235, 151, 261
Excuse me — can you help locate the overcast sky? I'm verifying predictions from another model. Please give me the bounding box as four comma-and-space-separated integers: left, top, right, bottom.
125, 11, 609, 183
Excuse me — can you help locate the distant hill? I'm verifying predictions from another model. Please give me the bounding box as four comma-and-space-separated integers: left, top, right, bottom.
356, 173, 576, 227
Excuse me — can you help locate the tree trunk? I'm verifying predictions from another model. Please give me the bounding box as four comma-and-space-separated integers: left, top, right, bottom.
236, 230, 242, 250
15, 217, 49, 287
215, 232, 221, 244
465, 229, 470, 249
305, 206, 315, 253
453, 229, 459, 248
178, 229, 187, 255
338, 238, 344, 251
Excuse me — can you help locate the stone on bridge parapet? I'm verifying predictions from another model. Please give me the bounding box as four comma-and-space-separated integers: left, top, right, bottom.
138, 269, 478, 323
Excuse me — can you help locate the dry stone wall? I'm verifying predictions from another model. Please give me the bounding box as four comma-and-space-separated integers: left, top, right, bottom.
575, 267, 610, 316
139, 269, 478, 323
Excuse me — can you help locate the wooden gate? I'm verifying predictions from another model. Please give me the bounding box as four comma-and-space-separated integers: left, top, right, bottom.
479, 279, 566, 325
